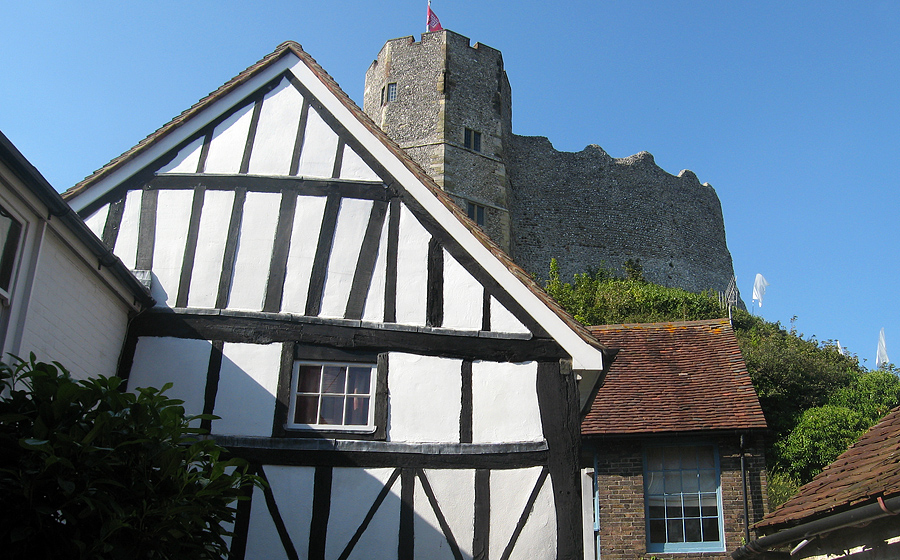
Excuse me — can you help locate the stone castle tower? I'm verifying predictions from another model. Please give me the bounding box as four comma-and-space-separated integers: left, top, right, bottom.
364, 30, 738, 297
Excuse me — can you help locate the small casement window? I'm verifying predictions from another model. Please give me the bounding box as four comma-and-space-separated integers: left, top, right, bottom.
288, 361, 376, 429
466, 201, 485, 227
385, 82, 398, 103
0, 204, 23, 304
464, 128, 481, 152
644, 443, 724, 553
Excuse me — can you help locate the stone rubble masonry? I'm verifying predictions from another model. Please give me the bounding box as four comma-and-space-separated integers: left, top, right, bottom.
364, 30, 738, 296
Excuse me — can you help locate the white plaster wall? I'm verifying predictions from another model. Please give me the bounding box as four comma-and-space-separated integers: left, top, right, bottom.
490, 296, 530, 335
248, 78, 304, 176
361, 215, 389, 323
395, 203, 428, 326
387, 353, 461, 443
326, 467, 400, 560
114, 189, 142, 270
296, 106, 339, 178
204, 104, 254, 174
151, 189, 194, 306
490, 467, 556, 560
126, 336, 212, 418
339, 145, 380, 182
320, 198, 372, 318
244, 483, 290, 560
17, 230, 130, 380
281, 195, 326, 313
227, 191, 280, 310
442, 250, 483, 331
416, 469, 475, 560
471, 361, 543, 444
259, 465, 315, 553
212, 342, 281, 437
158, 136, 203, 174
187, 189, 234, 308
83, 203, 108, 239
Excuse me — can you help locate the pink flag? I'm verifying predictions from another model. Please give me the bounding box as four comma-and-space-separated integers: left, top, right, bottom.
427, 3, 443, 32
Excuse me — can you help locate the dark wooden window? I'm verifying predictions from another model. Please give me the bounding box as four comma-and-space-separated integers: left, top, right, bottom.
0, 204, 22, 302
464, 128, 481, 152
466, 201, 485, 227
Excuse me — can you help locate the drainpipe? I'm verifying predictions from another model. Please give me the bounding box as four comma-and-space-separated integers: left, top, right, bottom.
732, 495, 900, 559
740, 434, 750, 544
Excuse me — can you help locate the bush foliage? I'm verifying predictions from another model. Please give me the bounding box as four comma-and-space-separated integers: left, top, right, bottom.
544, 260, 900, 502
0, 357, 260, 559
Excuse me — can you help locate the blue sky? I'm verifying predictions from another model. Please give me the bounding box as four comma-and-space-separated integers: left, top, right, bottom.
2, 1, 898, 365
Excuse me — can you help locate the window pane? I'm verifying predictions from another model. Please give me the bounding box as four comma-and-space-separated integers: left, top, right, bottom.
683, 494, 700, 518
701, 517, 720, 541
647, 496, 665, 519
297, 365, 321, 392
476, 205, 484, 226
698, 447, 715, 468
647, 471, 663, 494
0, 208, 22, 292
294, 395, 318, 424
699, 469, 717, 492
682, 470, 699, 493
667, 519, 684, 543
387, 83, 397, 102
684, 518, 702, 542
473, 131, 481, 152
347, 367, 371, 395
321, 366, 346, 393
665, 495, 682, 518
665, 472, 681, 493
464, 128, 472, 148
345, 396, 370, 425
319, 396, 344, 424
680, 446, 698, 469
647, 447, 665, 471
648, 520, 667, 543
700, 493, 719, 516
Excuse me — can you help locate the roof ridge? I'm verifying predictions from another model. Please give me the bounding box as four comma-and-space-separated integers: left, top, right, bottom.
590, 317, 731, 331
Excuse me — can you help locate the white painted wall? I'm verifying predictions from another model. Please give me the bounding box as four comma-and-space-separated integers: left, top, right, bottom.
83, 203, 108, 239
227, 191, 281, 311
126, 336, 212, 417
320, 198, 372, 318
204, 104, 254, 174
490, 296, 530, 335
416, 469, 475, 560
443, 250, 483, 331
296, 106, 339, 179
212, 342, 281, 437
158, 136, 203, 174
471, 361, 543, 444
281, 195, 326, 313
490, 467, 556, 560
387, 353, 462, 443
244, 483, 291, 560
395, 203, 428, 326
151, 189, 194, 306
114, 189, 142, 270
248, 78, 304, 176
17, 229, 131, 380
361, 214, 389, 323
340, 145, 380, 182
254, 465, 315, 555
188, 189, 234, 307
326, 467, 401, 560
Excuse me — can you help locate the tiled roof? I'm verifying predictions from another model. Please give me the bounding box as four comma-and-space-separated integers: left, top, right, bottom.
755, 405, 900, 532
581, 319, 767, 436
60, 40, 605, 356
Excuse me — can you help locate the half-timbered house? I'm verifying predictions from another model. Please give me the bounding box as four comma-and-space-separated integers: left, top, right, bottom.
63, 41, 614, 560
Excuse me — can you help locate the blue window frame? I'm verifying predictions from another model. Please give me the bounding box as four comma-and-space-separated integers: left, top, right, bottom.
644, 443, 725, 553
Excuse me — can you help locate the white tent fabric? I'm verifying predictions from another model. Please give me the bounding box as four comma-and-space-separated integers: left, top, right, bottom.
877, 328, 889, 368
752, 273, 769, 308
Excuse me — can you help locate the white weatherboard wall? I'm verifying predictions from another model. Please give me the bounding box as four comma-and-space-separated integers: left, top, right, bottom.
127, 337, 212, 417
387, 353, 462, 443
212, 342, 281, 436
17, 230, 131, 380
327, 468, 401, 560
471, 361, 542, 444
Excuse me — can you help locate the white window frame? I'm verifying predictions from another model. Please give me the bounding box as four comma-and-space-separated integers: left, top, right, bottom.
643, 442, 725, 553
0, 202, 24, 306
386, 82, 398, 103
287, 360, 377, 432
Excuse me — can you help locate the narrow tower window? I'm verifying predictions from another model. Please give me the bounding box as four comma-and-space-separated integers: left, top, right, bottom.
386, 83, 397, 103
464, 128, 481, 152
466, 201, 485, 227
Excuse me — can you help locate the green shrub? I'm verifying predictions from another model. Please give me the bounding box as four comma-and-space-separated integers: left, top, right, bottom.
766, 468, 801, 510
0, 356, 260, 559
776, 405, 869, 482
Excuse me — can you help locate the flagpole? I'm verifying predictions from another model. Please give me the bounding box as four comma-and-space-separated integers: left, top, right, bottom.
427, 0, 431, 32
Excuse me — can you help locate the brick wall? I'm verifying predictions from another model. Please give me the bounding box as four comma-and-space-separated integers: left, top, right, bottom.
587, 434, 767, 560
